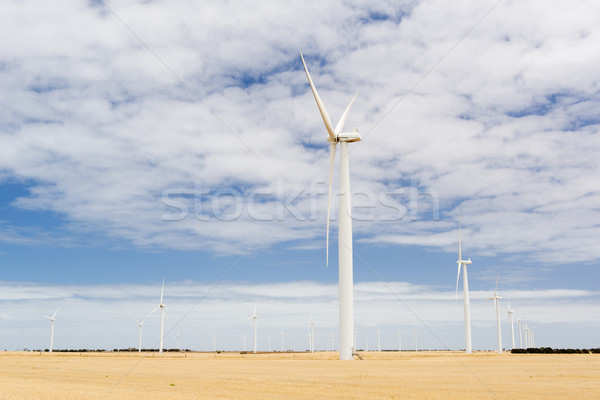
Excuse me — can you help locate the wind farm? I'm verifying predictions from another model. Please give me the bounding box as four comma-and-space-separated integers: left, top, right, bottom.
1, 1, 599, 399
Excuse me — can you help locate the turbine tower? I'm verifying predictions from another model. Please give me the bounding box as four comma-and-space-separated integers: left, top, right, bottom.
517, 319, 523, 349
301, 52, 360, 360
148, 279, 167, 353
248, 303, 258, 353
507, 302, 515, 349
42, 308, 59, 352
456, 222, 473, 353
487, 274, 502, 354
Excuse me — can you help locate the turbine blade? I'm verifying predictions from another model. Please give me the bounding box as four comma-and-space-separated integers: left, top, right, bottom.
147, 306, 160, 319
300, 52, 335, 141
455, 262, 462, 301
42, 315, 51, 320
326, 142, 336, 267
494, 272, 500, 296
458, 220, 462, 262
334, 93, 358, 135
51, 307, 60, 319
160, 279, 165, 304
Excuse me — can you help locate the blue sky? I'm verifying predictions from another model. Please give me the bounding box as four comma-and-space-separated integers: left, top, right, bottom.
1, 0, 599, 351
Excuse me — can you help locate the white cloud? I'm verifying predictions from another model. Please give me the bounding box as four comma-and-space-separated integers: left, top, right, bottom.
0, 0, 599, 263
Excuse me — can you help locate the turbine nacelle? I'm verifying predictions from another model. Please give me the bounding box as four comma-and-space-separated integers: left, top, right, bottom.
336, 128, 361, 143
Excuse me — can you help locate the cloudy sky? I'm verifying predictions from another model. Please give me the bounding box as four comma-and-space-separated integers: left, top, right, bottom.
0, 0, 599, 351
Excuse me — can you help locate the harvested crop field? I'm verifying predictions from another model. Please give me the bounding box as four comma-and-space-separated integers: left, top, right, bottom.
0, 351, 598, 399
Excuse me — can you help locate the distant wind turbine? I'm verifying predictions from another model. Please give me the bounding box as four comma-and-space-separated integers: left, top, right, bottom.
487, 273, 502, 354
507, 302, 515, 349
308, 316, 315, 353
42, 308, 59, 352
456, 222, 473, 354
517, 319, 523, 349
134, 317, 149, 352
330, 333, 335, 351
301, 52, 361, 360
248, 303, 258, 353
147, 279, 167, 353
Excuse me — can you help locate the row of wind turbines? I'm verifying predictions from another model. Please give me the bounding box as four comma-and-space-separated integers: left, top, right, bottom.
456, 225, 537, 353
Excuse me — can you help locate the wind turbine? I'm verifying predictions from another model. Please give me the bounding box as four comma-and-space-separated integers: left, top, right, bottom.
377, 329, 381, 352
248, 303, 258, 353
517, 319, 523, 349
281, 329, 285, 352
456, 222, 473, 353
134, 317, 148, 352
507, 302, 515, 349
487, 273, 502, 354
301, 52, 360, 361
147, 279, 167, 353
330, 333, 335, 351
308, 316, 315, 353
523, 324, 529, 348
42, 308, 59, 352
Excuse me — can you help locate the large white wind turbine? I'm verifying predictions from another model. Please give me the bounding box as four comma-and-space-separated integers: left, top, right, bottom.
248, 303, 258, 353
517, 319, 523, 349
455, 223, 473, 353
42, 308, 59, 352
507, 302, 515, 349
487, 274, 502, 354
147, 279, 167, 353
301, 52, 360, 360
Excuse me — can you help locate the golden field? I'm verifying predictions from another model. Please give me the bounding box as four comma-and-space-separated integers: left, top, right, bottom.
0, 351, 598, 399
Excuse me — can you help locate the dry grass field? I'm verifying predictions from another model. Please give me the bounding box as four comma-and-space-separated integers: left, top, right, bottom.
0, 350, 598, 399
